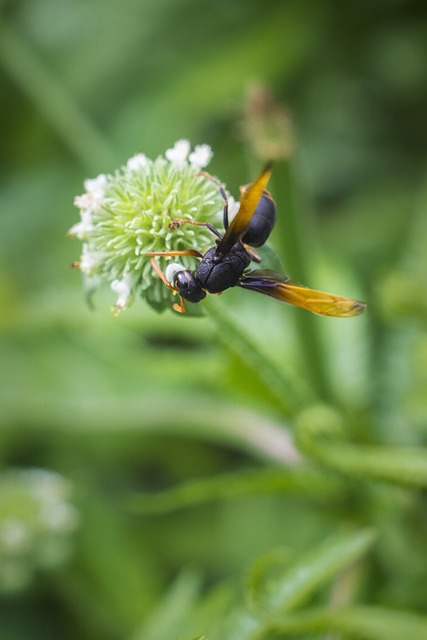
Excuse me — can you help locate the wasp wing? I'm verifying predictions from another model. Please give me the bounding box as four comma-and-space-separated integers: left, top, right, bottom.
239, 270, 366, 317
215, 162, 273, 256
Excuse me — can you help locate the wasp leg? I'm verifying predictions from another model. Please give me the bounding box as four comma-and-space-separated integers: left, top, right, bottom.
197, 171, 228, 203
172, 298, 186, 313
143, 249, 204, 258
149, 258, 174, 290
149, 258, 186, 313
168, 218, 223, 240
196, 171, 229, 230
243, 244, 262, 263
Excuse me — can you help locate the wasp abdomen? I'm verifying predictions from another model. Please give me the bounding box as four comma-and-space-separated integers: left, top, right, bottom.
241, 192, 276, 247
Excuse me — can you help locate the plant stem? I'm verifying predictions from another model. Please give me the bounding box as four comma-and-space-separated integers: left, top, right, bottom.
271, 159, 333, 402
0, 19, 117, 173
205, 296, 315, 416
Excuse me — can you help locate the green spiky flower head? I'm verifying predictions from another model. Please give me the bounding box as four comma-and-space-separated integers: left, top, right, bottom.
69, 140, 229, 312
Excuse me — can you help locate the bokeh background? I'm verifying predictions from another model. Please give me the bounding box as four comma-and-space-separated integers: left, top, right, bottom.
1, 0, 427, 638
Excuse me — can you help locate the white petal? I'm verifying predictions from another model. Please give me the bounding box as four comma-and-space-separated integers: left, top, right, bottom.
165, 139, 191, 167
127, 153, 149, 171
74, 193, 92, 210
80, 244, 101, 274
84, 173, 107, 197
189, 144, 213, 169
74, 190, 103, 214
68, 221, 84, 239
111, 276, 134, 309
68, 209, 94, 240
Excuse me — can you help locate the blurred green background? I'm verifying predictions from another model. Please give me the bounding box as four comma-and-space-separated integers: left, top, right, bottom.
1, 0, 427, 638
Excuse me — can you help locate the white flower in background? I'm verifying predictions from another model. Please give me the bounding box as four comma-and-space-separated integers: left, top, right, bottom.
39, 502, 80, 533
69, 141, 227, 312
0, 468, 79, 594
0, 518, 31, 553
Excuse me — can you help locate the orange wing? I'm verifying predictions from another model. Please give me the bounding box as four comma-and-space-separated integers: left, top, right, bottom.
239, 270, 366, 317
215, 162, 273, 256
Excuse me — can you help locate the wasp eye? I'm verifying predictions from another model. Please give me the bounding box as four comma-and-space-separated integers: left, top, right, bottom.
174, 271, 192, 290
174, 270, 206, 303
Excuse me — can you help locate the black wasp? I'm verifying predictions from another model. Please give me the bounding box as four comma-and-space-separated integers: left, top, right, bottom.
144, 163, 366, 317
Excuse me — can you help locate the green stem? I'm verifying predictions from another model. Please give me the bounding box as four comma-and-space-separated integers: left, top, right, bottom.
0, 19, 117, 173
205, 296, 315, 416
271, 159, 333, 402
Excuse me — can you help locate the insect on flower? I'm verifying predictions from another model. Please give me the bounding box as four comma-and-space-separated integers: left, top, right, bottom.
69, 141, 226, 312
144, 163, 367, 316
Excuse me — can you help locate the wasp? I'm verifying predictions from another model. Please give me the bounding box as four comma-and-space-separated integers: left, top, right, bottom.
144, 163, 366, 316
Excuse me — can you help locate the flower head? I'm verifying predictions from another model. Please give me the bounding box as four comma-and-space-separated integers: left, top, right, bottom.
69, 141, 226, 312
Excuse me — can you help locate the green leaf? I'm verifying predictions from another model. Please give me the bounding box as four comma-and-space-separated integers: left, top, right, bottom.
308, 441, 427, 488
296, 405, 427, 488
132, 569, 202, 640
247, 529, 377, 614
322, 444, 427, 488
126, 467, 343, 514
251, 606, 427, 640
